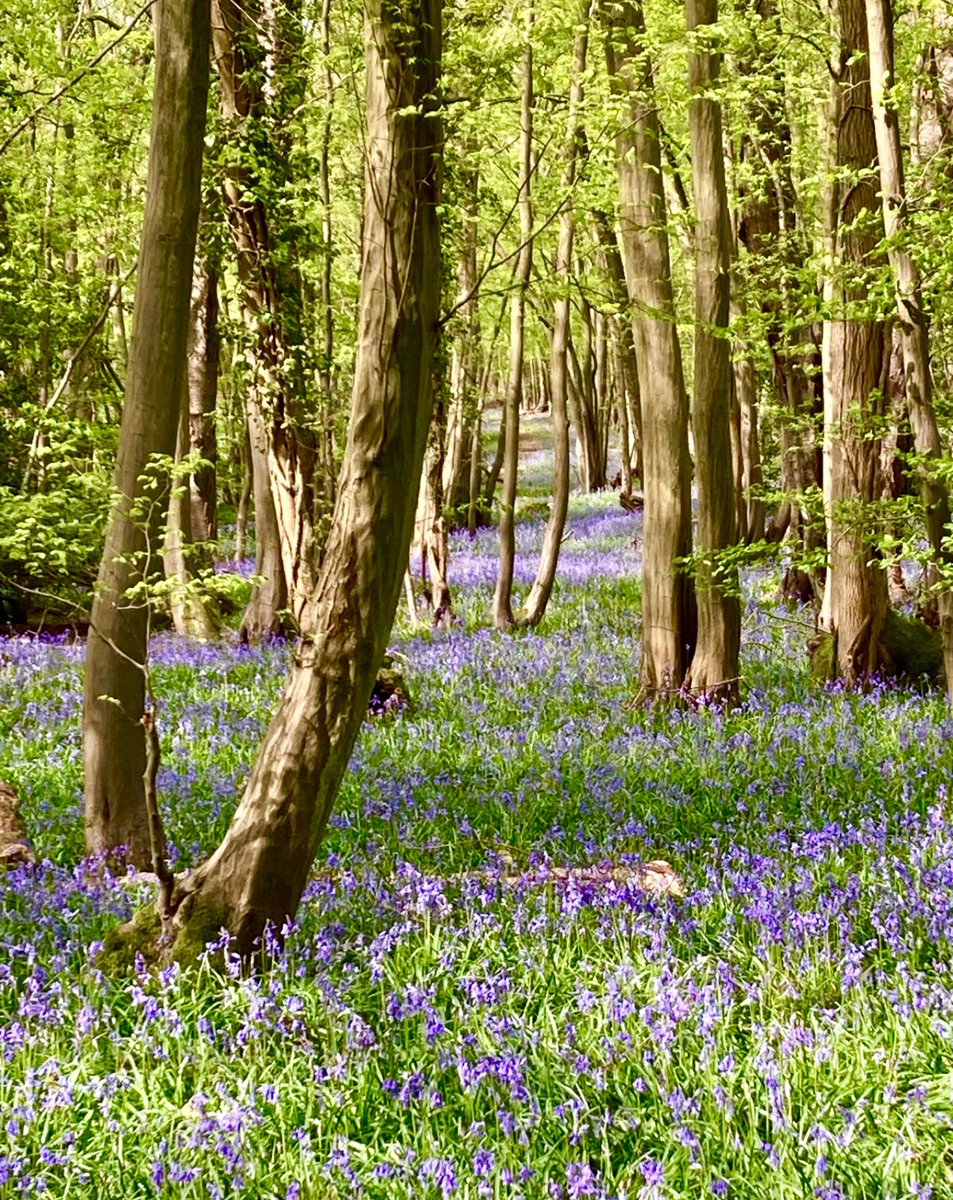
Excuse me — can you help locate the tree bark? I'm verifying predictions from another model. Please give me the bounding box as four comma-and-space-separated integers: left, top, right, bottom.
604, 0, 696, 699
867, 0, 953, 695
682, 0, 741, 704
239, 398, 290, 641
594, 210, 642, 487
163, 393, 219, 640
819, 0, 888, 684
83, 0, 211, 865
444, 153, 480, 522
165, 0, 442, 956
187, 242, 220, 545
212, 0, 320, 635
493, 0, 534, 630
317, 0, 337, 505
519, 0, 590, 627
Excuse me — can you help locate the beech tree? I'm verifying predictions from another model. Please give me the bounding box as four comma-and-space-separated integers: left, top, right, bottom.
212, 0, 320, 641
83, 0, 211, 866
122, 0, 444, 957
866, 0, 953, 696
682, 0, 740, 702
604, 0, 696, 700
819, 0, 888, 684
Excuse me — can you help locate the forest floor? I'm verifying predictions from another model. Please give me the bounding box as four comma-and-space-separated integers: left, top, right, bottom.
2, 486, 953, 1198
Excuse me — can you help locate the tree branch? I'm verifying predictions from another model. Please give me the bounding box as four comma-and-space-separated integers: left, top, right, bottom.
0, 1, 155, 158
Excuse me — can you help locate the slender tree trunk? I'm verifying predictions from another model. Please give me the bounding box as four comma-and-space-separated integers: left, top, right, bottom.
234, 417, 252, 563
682, 0, 740, 703
475, 292, 511, 524
162, 0, 442, 957
317, 0, 337, 504
493, 0, 534, 630
416, 382, 454, 625
188, 243, 220, 545
819, 0, 888, 683
571, 297, 605, 491
467, 402, 484, 535
164, 394, 219, 639
594, 210, 642, 487
484, 400, 506, 508
444, 151, 480, 521
520, 0, 590, 627
83, 0, 211, 865
867, 0, 953, 694
604, 0, 696, 699
729, 283, 764, 542
239, 398, 289, 641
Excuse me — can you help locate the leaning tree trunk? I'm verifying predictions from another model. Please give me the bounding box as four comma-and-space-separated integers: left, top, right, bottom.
519, 0, 590, 627
819, 0, 888, 684
83, 0, 210, 866
867, 0, 953, 696
682, 0, 741, 704
162, 0, 442, 957
604, 0, 696, 699
493, 0, 534, 630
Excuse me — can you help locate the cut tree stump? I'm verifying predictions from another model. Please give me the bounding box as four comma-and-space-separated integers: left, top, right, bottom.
0, 778, 34, 866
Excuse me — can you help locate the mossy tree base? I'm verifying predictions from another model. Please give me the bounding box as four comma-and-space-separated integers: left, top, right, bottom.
98, 893, 229, 975
809, 609, 943, 687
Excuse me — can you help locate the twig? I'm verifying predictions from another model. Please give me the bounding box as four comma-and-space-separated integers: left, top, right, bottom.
142, 708, 174, 919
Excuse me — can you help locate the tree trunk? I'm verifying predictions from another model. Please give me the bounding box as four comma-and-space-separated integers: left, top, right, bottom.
683, 0, 740, 703
819, 0, 888, 683
213, 0, 320, 635
317, 0, 337, 505
187, 243, 220, 545
604, 0, 696, 699
444, 150, 480, 522
594, 210, 642, 487
163, 0, 442, 957
867, 0, 953, 695
234, 415, 253, 563
493, 0, 534, 630
239, 398, 290, 641
83, 0, 211, 865
164, 393, 219, 640
519, 0, 590, 627
416, 383, 454, 625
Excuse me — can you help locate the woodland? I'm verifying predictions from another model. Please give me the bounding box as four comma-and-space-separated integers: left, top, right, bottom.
3, 0, 953, 1195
